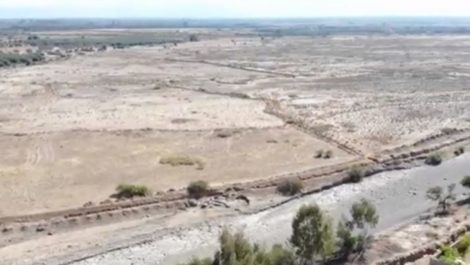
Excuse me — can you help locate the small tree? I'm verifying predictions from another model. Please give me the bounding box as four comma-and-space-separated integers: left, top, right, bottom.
350, 198, 379, 229
337, 199, 379, 257
426, 184, 456, 214
291, 204, 336, 263
208, 230, 296, 265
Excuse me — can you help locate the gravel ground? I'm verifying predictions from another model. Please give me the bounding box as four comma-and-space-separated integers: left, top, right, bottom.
73, 153, 470, 265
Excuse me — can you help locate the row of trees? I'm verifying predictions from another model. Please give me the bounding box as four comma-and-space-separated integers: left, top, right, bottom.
180, 198, 379, 265
181, 174, 470, 265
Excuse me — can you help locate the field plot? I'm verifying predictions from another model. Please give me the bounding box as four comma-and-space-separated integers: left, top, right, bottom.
1, 33, 470, 216
159, 36, 470, 154
0, 128, 350, 216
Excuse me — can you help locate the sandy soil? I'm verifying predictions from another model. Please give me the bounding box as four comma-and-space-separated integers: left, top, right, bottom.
0, 127, 352, 216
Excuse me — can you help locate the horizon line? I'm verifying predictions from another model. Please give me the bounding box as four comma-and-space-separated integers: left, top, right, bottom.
2, 15, 470, 20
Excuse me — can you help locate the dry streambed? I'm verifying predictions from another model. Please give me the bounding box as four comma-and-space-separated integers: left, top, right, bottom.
71, 154, 470, 265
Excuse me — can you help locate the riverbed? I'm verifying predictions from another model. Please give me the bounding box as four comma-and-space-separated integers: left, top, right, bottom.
74, 153, 470, 265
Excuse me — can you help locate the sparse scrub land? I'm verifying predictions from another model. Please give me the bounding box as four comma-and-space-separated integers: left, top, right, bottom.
114, 184, 151, 199
25, 32, 187, 50
187, 180, 210, 199
0, 51, 45, 67
277, 178, 303, 196
425, 153, 442, 166
160, 155, 205, 170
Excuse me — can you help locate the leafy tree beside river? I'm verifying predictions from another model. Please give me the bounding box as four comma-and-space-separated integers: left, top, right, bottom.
179, 199, 379, 265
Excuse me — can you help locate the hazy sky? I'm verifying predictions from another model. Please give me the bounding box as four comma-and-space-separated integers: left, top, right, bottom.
1, 0, 470, 18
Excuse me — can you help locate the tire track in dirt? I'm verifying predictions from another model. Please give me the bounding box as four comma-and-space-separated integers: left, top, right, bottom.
25, 134, 56, 167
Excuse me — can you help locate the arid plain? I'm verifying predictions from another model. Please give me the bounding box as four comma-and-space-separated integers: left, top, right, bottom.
2, 32, 470, 217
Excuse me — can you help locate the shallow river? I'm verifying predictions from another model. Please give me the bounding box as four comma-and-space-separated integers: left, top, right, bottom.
75, 153, 470, 265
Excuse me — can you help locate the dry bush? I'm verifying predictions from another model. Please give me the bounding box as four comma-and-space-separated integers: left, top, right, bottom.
348, 167, 365, 183
315, 150, 324, 158
277, 178, 303, 196
425, 153, 442, 166
315, 150, 332, 159
187, 180, 210, 199
455, 146, 465, 156
323, 150, 333, 159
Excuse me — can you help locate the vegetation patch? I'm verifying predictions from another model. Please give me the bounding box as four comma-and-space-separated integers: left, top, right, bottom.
425, 153, 442, 166
439, 244, 461, 265
426, 184, 456, 215
114, 184, 151, 199
187, 180, 210, 199
179, 198, 379, 265
436, 234, 470, 264
160, 155, 205, 170
455, 146, 465, 156
277, 178, 303, 196
315, 149, 333, 159
348, 166, 366, 183
0, 51, 45, 68
461, 176, 470, 189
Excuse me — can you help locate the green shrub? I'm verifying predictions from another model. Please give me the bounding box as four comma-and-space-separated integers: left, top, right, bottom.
115, 184, 150, 199
456, 234, 470, 254
178, 230, 296, 265
269, 244, 296, 265
348, 167, 365, 183
187, 180, 210, 199
277, 178, 303, 196
425, 153, 442, 166
439, 245, 460, 265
